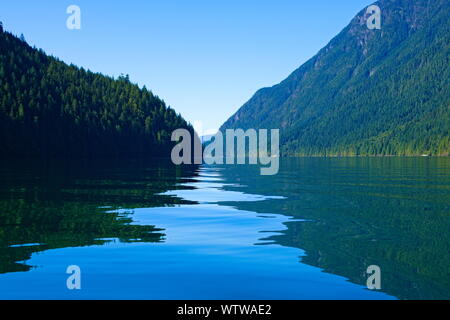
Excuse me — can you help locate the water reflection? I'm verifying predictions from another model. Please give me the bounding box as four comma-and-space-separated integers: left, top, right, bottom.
0, 158, 448, 299
217, 158, 450, 300
0, 159, 197, 274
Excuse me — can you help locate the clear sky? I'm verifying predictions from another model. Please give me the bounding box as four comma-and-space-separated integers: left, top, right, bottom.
0, 0, 373, 133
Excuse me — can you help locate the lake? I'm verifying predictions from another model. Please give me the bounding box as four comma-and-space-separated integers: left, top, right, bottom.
0, 158, 448, 300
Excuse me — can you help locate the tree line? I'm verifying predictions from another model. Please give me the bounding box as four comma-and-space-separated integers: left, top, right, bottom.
0, 25, 193, 159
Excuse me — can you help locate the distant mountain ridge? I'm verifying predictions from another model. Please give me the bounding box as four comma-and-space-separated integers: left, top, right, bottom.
0, 27, 192, 158
221, 0, 450, 156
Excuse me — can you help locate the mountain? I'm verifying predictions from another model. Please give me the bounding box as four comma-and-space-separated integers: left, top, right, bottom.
0, 27, 192, 158
221, 0, 450, 156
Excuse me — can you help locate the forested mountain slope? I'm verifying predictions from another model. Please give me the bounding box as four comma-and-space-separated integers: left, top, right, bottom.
0, 27, 191, 158
221, 0, 449, 156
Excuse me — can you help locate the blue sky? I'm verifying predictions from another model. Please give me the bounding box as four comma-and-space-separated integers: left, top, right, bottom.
0, 0, 373, 133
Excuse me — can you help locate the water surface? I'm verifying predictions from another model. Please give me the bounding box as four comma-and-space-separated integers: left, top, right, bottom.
0, 158, 448, 299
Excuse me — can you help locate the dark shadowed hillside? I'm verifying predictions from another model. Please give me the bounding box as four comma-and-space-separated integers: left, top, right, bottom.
221, 0, 450, 156
0, 28, 192, 158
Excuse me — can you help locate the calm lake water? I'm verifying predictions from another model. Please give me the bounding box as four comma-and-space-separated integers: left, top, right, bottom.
0, 158, 448, 300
